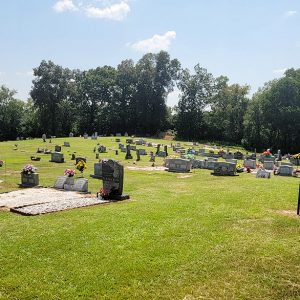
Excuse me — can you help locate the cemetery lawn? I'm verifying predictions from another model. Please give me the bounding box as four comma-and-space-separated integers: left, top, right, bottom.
0, 138, 300, 299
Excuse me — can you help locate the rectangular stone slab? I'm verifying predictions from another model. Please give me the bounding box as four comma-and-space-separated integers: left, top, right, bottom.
10, 198, 108, 216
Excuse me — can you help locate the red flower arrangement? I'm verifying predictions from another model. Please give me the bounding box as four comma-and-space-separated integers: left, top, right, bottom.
97, 187, 110, 199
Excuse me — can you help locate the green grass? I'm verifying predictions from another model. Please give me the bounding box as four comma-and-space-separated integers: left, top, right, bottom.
0, 137, 300, 299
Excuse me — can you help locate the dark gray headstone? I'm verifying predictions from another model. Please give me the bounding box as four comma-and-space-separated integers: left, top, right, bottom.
55, 145, 61, 152
102, 159, 129, 200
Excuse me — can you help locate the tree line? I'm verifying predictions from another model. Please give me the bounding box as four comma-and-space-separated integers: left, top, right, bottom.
0, 51, 299, 153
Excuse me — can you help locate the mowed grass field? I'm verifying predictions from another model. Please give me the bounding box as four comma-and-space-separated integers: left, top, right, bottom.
0, 137, 299, 300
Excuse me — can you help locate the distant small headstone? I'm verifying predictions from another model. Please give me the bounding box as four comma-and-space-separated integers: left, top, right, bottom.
126, 139, 133, 144
256, 169, 271, 178
116, 133, 122, 137
42, 133, 46, 142
149, 151, 155, 162
98, 145, 106, 153
50, 152, 64, 163
55, 145, 61, 152
69, 132, 74, 137
83, 133, 88, 139
115, 138, 121, 142
277, 165, 293, 176
124, 132, 128, 137
263, 161, 274, 170
244, 159, 256, 169
125, 145, 132, 159
71, 153, 76, 160
164, 145, 168, 157
90, 162, 102, 179
138, 149, 147, 155
64, 141, 70, 147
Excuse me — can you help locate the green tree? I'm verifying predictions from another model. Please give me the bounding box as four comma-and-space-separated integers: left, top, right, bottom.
0, 85, 24, 141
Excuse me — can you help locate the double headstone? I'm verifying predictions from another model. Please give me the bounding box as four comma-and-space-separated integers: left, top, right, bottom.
167, 158, 191, 173
277, 165, 293, 176
212, 162, 237, 176
244, 159, 256, 169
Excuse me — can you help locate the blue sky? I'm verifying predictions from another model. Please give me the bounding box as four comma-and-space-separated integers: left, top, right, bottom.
0, 0, 299, 106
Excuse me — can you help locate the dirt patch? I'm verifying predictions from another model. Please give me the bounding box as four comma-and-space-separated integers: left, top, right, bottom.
272, 210, 299, 217
127, 166, 167, 171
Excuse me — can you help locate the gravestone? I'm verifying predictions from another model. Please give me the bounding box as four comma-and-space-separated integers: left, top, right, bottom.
225, 159, 237, 165
83, 133, 88, 139
263, 160, 274, 170
156, 144, 161, 155
156, 151, 167, 157
164, 145, 168, 157
277, 165, 293, 176
54, 176, 68, 189
125, 145, 132, 159
91, 134, 97, 140
234, 151, 244, 160
55, 145, 61, 152
129, 145, 136, 151
277, 150, 282, 161
244, 159, 256, 169
119, 143, 124, 149
69, 132, 74, 137
50, 152, 64, 163
212, 162, 237, 176
21, 173, 39, 187
126, 139, 133, 144
168, 158, 191, 173
192, 160, 205, 169
137, 149, 147, 155
121, 147, 126, 153
256, 169, 271, 178
90, 163, 102, 179
102, 159, 129, 200
64, 141, 70, 147
71, 153, 76, 160
149, 151, 155, 162
73, 178, 88, 192
95, 153, 99, 159
124, 132, 128, 137
98, 145, 106, 153
206, 160, 217, 170
115, 138, 121, 142
42, 133, 46, 142
116, 133, 121, 137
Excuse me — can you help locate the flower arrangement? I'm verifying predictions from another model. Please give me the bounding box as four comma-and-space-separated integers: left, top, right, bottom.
98, 187, 110, 199
22, 164, 37, 174
64, 169, 75, 177
292, 169, 300, 177
0, 160, 4, 167
75, 160, 87, 173
236, 163, 244, 173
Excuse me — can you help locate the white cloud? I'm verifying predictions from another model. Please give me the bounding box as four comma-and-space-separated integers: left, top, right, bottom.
129, 31, 176, 53
16, 71, 34, 77
273, 68, 287, 75
284, 10, 297, 17
53, 0, 78, 13
85, 1, 130, 21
